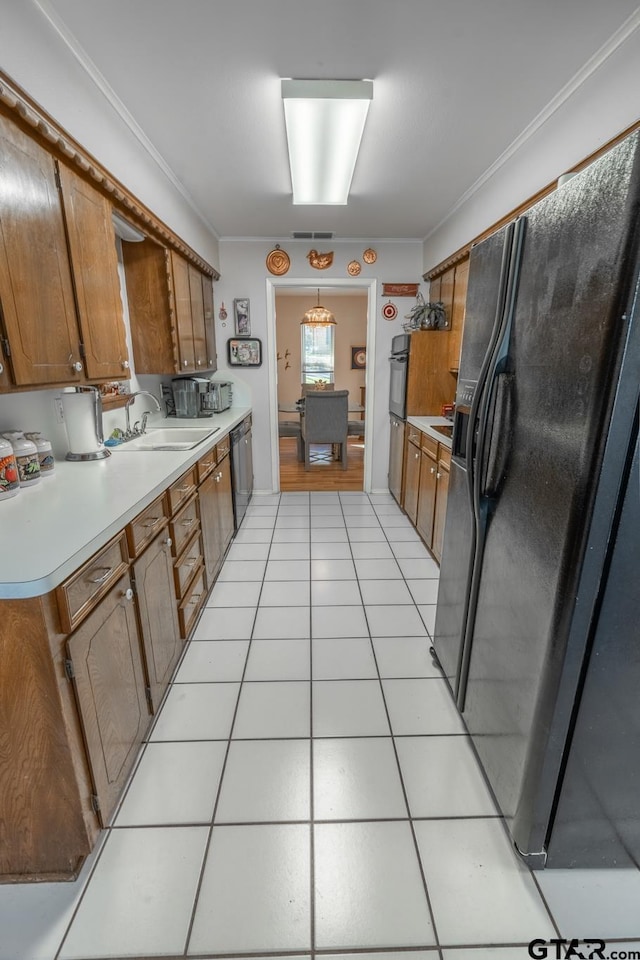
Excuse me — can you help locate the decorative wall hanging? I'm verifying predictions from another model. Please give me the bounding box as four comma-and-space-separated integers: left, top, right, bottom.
307, 249, 334, 270
351, 346, 366, 370
277, 348, 291, 370
266, 245, 291, 276
227, 338, 262, 367
218, 302, 228, 322
382, 282, 419, 297
363, 248, 377, 264
347, 260, 362, 276
382, 301, 398, 321
233, 298, 251, 335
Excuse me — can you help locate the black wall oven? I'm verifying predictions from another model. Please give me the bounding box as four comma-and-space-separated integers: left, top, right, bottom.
389, 333, 410, 419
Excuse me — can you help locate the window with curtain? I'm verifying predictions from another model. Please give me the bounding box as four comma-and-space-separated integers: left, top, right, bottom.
301, 324, 335, 384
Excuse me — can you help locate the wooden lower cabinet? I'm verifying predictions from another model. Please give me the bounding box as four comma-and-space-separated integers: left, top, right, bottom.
66, 572, 151, 828
132, 530, 182, 712
403, 426, 422, 525
416, 445, 437, 544
199, 450, 234, 584
431, 452, 451, 563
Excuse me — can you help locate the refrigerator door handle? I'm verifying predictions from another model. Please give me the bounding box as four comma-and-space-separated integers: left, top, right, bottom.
457, 216, 527, 709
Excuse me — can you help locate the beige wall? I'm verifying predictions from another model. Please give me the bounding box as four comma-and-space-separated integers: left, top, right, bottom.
275, 294, 367, 417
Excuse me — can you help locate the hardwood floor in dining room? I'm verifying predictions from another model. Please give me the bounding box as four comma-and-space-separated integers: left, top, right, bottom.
279, 437, 364, 491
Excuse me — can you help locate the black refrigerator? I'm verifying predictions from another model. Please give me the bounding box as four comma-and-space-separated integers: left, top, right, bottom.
434, 130, 640, 868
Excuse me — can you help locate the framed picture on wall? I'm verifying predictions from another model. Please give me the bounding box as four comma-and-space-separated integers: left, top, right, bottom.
234, 298, 251, 336
351, 346, 366, 370
227, 337, 262, 367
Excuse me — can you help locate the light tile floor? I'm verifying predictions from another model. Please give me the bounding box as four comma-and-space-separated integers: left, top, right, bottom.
2, 491, 640, 960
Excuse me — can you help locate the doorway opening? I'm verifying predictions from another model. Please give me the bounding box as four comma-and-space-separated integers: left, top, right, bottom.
266, 278, 376, 492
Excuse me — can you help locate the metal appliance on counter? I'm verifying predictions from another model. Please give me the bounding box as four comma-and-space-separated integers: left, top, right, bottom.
61, 386, 110, 460
171, 377, 233, 417
230, 415, 253, 529
434, 130, 640, 868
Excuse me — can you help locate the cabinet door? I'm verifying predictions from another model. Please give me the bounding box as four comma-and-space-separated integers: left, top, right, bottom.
170, 252, 195, 373
439, 267, 455, 330
449, 258, 469, 373
57, 164, 130, 381
416, 447, 437, 546
201, 273, 217, 371
0, 115, 83, 385
432, 458, 451, 563
199, 470, 222, 583
388, 416, 404, 504
403, 438, 421, 524
188, 264, 207, 371
132, 531, 182, 712
215, 453, 234, 559
122, 239, 177, 373
66, 573, 150, 825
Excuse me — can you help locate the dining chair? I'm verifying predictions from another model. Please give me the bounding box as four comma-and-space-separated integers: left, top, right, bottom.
300, 389, 349, 470
278, 419, 304, 460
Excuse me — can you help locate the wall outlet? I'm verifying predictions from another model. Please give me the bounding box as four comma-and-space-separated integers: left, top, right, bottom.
54, 397, 64, 422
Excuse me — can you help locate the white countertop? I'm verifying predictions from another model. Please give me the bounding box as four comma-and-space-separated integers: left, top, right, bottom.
407, 415, 454, 448
0, 407, 251, 599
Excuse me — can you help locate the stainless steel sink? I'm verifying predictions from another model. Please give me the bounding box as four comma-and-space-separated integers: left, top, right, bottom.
111, 426, 220, 451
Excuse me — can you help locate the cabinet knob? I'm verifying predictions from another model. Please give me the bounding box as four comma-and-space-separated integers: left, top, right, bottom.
121, 359, 130, 370
183, 360, 189, 367
430, 467, 436, 474
215, 473, 221, 482
197, 359, 202, 366
414, 452, 419, 460
71, 360, 83, 373
163, 536, 173, 548
0, 362, 3, 375
124, 587, 134, 601
436, 472, 442, 479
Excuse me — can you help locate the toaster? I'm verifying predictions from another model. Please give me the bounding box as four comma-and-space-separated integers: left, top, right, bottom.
204, 380, 233, 414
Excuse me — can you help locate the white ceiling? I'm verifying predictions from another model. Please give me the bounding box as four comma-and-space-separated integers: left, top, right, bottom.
41, 0, 640, 241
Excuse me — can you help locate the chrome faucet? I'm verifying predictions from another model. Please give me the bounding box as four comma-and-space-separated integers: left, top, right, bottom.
124, 391, 162, 437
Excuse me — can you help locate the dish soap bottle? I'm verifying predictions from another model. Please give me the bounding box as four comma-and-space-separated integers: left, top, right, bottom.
0, 435, 20, 500
2, 432, 41, 486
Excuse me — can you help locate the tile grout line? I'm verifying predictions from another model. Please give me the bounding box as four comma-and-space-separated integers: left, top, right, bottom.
182, 497, 278, 957
352, 492, 444, 957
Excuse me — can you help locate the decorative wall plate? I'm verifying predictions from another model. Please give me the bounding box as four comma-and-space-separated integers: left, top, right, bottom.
347, 260, 362, 276
266, 246, 291, 275
382, 301, 398, 321
363, 248, 377, 264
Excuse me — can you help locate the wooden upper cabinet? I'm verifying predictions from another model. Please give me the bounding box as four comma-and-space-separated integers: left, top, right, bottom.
449, 258, 469, 372
57, 163, 130, 381
188, 263, 207, 371
406, 330, 454, 416
123, 239, 216, 376
170, 252, 195, 372
439, 267, 455, 331
0, 114, 83, 386
201, 273, 217, 371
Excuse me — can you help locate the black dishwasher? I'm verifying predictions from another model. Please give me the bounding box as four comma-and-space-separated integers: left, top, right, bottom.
230, 415, 253, 529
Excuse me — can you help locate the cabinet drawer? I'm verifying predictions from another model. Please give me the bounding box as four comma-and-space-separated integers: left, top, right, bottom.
439, 445, 452, 469
196, 448, 217, 483
167, 468, 197, 515
406, 425, 421, 447
215, 434, 230, 461
57, 532, 129, 634
421, 434, 438, 457
169, 494, 200, 558
126, 494, 169, 558
178, 562, 206, 638
174, 530, 204, 599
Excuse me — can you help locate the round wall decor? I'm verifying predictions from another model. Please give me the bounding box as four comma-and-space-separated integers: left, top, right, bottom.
266, 246, 291, 275
347, 260, 362, 276
363, 248, 377, 264
382, 301, 398, 321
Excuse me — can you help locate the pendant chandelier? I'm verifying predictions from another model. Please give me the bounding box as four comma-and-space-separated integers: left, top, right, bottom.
301, 289, 336, 326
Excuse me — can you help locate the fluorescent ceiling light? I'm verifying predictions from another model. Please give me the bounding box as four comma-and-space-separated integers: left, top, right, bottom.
281, 79, 373, 205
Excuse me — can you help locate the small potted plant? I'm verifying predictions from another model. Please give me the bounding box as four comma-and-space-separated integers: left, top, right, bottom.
403, 293, 447, 330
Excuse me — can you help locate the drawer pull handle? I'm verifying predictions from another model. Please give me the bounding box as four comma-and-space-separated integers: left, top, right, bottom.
186, 557, 197, 566
178, 484, 192, 493
88, 566, 112, 584
181, 517, 196, 526
143, 517, 161, 528
189, 593, 202, 605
